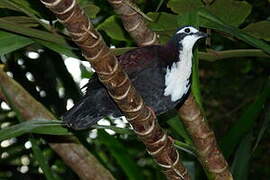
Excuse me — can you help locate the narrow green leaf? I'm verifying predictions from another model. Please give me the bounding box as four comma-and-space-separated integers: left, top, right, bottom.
111, 47, 135, 56
1, 0, 49, 30
198, 9, 270, 54
0, 19, 68, 46
35, 39, 79, 59
192, 50, 203, 107
0, 0, 20, 11
30, 137, 57, 180
98, 130, 143, 180
10, 0, 43, 17
0, 119, 70, 141
231, 132, 253, 180
174, 140, 196, 156
167, 115, 192, 144
0, 31, 33, 56
155, 0, 165, 12
1, 16, 39, 27
221, 79, 270, 157
252, 106, 270, 151
93, 125, 133, 135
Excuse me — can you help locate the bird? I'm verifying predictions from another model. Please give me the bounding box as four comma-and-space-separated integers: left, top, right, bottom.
63, 26, 207, 130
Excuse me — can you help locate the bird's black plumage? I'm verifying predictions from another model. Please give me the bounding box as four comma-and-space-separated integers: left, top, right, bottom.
63, 26, 207, 129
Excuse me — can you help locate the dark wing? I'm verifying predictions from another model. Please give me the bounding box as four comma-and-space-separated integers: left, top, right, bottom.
119, 45, 180, 114
118, 45, 176, 74
118, 46, 158, 73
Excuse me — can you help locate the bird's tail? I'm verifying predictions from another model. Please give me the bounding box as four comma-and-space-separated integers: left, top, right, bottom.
62, 89, 121, 130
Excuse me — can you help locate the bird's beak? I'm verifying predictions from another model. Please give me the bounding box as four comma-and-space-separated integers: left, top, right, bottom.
195, 31, 208, 39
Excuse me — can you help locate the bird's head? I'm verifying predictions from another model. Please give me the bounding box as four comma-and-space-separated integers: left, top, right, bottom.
170, 26, 208, 51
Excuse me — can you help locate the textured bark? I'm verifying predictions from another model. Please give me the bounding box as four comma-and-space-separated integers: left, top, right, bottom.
0, 67, 115, 180
107, 1, 233, 179
40, 0, 189, 179
107, 0, 159, 46
178, 95, 233, 180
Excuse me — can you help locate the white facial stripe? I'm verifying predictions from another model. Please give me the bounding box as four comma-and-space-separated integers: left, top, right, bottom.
176, 26, 198, 34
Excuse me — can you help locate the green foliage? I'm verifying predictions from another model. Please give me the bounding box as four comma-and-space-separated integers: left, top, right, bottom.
98, 130, 144, 180
79, 1, 100, 18
0, 120, 70, 141
231, 132, 253, 180
0, 0, 270, 179
168, 0, 252, 27
197, 9, 270, 54
30, 137, 58, 180
243, 21, 270, 41
0, 31, 33, 56
98, 15, 128, 41
221, 80, 270, 157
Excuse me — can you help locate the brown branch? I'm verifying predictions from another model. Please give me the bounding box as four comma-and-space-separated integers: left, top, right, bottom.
178, 95, 233, 180
40, 0, 189, 179
107, 0, 233, 179
107, 0, 159, 46
0, 66, 115, 180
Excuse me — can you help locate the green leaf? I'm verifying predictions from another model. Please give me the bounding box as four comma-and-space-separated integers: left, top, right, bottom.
221, 79, 270, 157
98, 130, 143, 180
0, 119, 70, 141
0, 16, 39, 27
252, 106, 270, 152
81, 3, 100, 19
198, 9, 270, 55
35, 39, 79, 59
0, 19, 68, 46
93, 125, 133, 135
167, 0, 202, 15
111, 47, 135, 56
243, 21, 270, 41
0, 31, 33, 56
206, 0, 251, 27
174, 140, 196, 156
231, 132, 253, 180
0, 0, 20, 11
147, 12, 178, 43
148, 12, 178, 32
0, 0, 48, 30
167, 115, 192, 145
168, 0, 251, 27
10, 0, 43, 17
98, 16, 127, 41
30, 137, 58, 180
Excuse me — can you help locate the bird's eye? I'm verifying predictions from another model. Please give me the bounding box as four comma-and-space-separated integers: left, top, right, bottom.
184, 28, 190, 33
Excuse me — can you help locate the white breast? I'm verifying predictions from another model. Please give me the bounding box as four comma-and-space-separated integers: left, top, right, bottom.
164, 48, 193, 102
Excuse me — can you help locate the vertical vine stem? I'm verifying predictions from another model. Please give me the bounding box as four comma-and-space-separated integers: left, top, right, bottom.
40, 0, 190, 179
107, 0, 233, 179
178, 95, 233, 180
